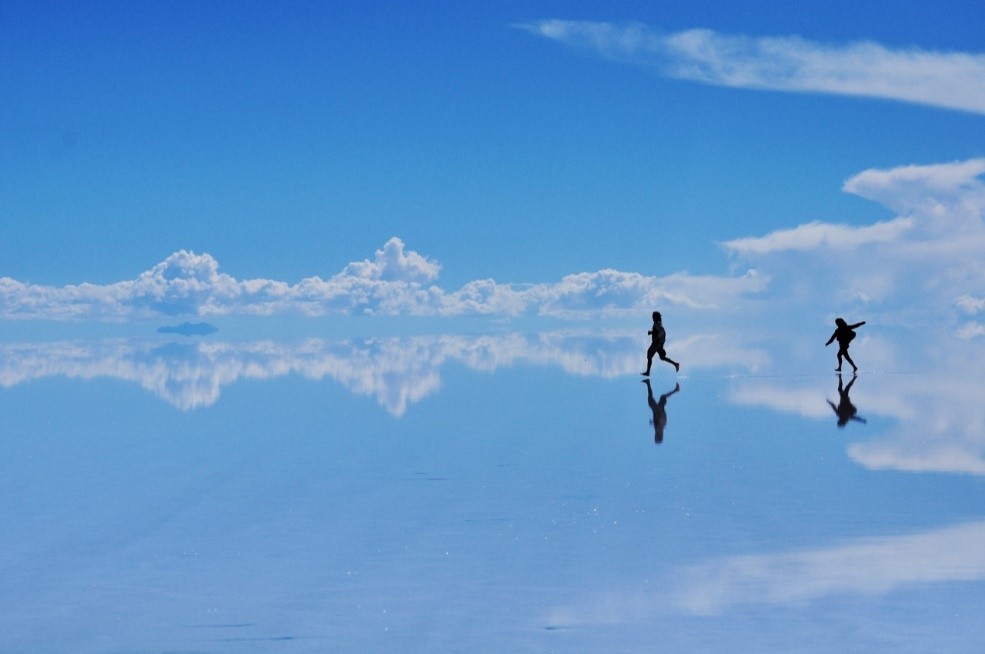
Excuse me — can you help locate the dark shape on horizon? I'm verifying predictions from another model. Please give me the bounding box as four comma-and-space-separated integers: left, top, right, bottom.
644, 378, 680, 444
157, 321, 219, 337
641, 311, 679, 376
825, 317, 865, 373
828, 373, 866, 428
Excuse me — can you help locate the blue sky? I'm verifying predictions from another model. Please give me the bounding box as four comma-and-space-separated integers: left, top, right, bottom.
2, 1, 984, 334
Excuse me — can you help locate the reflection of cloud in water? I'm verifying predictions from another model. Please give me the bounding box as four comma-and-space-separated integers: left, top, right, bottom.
0, 338, 448, 414
727, 335, 985, 475
547, 520, 985, 624
675, 520, 985, 615
0, 331, 765, 415
847, 373, 985, 475
731, 383, 834, 419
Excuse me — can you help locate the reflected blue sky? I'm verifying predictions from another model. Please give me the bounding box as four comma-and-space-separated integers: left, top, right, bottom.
2, 326, 983, 652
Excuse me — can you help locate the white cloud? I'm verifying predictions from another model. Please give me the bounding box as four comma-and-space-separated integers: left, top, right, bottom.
957, 322, 985, 339
725, 159, 985, 257
0, 237, 762, 321
843, 159, 985, 216
956, 295, 985, 315
502, 268, 766, 318
722, 218, 914, 255
721, 159, 985, 318
340, 236, 441, 283
518, 21, 985, 115
517, 19, 661, 60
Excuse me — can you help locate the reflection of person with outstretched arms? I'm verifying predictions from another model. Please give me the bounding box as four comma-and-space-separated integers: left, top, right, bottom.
828, 373, 866, 428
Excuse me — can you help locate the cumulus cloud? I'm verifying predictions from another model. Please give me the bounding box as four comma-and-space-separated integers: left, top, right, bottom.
721, 159, 985, 320
725, 159, 985, 256
0, 237, 763, 321
3, 157, 982, 341
517, 20, 985, 115
340, 237, 441, 283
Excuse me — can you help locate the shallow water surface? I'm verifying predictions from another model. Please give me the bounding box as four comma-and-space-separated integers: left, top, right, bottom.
1, 329, 983, 652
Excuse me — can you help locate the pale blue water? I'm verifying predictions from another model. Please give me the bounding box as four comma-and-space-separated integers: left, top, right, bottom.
2, 327, 983, 652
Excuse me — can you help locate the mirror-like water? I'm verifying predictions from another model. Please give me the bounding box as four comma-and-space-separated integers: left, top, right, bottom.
2, 329, 983, 652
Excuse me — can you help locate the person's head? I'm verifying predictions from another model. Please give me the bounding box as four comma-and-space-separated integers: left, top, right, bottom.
835, 317, 846, 327
653, 311, 662, 322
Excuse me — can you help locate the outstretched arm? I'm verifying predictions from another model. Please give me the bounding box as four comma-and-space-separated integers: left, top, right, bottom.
850, 321, 866, 329
825, 331, 836, 346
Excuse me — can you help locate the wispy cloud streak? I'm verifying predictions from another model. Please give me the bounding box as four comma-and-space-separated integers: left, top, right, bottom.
518, 20, 985, 114
723, 218, 914, 254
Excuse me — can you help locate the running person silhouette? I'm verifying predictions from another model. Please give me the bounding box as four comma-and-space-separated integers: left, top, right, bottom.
825, 317, 866, 373
642, 311, 679, 375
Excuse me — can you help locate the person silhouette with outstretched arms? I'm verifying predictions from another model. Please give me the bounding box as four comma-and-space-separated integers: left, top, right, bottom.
826, 317, 865, 373
642, 311, 679, 376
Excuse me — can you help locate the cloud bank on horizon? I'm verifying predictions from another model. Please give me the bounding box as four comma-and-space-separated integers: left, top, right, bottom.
2, 161, 983, 333
517, 20, 985, 115
0, 237, 765, 320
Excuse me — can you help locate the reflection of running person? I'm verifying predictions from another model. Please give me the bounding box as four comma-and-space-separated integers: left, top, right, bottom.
643, 379, 680, 444
827, 373, 866, 428
825, 317, 866, 373
641, 311, 679, 376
